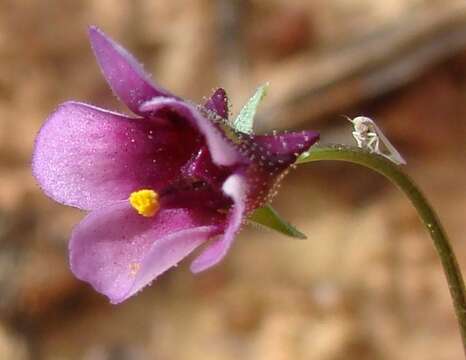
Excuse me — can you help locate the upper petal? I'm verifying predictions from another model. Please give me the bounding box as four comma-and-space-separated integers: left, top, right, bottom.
89, 26, 174, 115
140, 98, 243, 167
190, 174, 247, 272
204, 88, 229, 119
32, 101, 201, 210
70, 201, 223, 304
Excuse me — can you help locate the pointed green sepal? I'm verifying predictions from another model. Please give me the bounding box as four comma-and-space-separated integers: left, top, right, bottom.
248, 204, 307, 239
233, 83, 269, 134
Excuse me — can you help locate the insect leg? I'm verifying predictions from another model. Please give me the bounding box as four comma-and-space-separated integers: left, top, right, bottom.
352, 131, 365, 147
366, 132, 379, 153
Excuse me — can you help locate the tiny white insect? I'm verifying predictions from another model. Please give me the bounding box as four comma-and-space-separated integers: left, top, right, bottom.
347, 116, 406, 165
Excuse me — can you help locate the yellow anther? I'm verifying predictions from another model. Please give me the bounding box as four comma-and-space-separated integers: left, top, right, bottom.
129, 189, 160, 217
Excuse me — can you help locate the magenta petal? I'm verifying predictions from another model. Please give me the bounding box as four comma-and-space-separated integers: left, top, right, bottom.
140, 97, 243, 167
70, 201, 222, 303
190, 174, 246, 272
181, 146, 229, 187
89, 26, 173, 114
204, 88, 229, 119
252, 130, 320, 167
32, 101, 199, 210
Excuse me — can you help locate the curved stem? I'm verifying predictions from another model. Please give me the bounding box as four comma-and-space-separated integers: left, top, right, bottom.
297, 145, 466, 354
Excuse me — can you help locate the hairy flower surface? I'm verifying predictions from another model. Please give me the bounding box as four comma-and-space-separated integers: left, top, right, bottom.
32, 27, 319, 303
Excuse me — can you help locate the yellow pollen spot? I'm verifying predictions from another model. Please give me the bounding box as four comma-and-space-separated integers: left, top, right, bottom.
129, 262, 140, 276
129, 189, 160, 217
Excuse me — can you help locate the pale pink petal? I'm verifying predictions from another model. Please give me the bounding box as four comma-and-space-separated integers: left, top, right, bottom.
32, 101, 200, 210
70, 201, 223, 303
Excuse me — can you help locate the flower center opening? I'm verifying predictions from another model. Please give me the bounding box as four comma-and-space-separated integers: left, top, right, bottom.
129, 189, 160, 217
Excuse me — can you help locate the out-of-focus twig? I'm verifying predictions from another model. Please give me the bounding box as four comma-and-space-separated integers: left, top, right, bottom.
260, 2, 466, 129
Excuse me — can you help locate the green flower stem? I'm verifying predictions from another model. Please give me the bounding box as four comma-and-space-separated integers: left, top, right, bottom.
297, 145, 466, 353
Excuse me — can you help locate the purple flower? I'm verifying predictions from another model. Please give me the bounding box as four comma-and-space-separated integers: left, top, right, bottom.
32, 26, 319, 303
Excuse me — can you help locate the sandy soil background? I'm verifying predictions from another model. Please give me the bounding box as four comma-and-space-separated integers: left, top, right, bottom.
0, 1, 465, 359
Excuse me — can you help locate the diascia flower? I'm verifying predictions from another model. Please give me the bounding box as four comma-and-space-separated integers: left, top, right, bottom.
32, 26, 319, 303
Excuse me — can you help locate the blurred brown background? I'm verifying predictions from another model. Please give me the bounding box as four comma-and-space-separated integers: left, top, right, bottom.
0, 0, 465, 359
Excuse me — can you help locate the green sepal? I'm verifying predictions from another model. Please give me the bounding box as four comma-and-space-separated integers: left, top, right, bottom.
248, 204, 307, 239
233, 83, 269, 134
